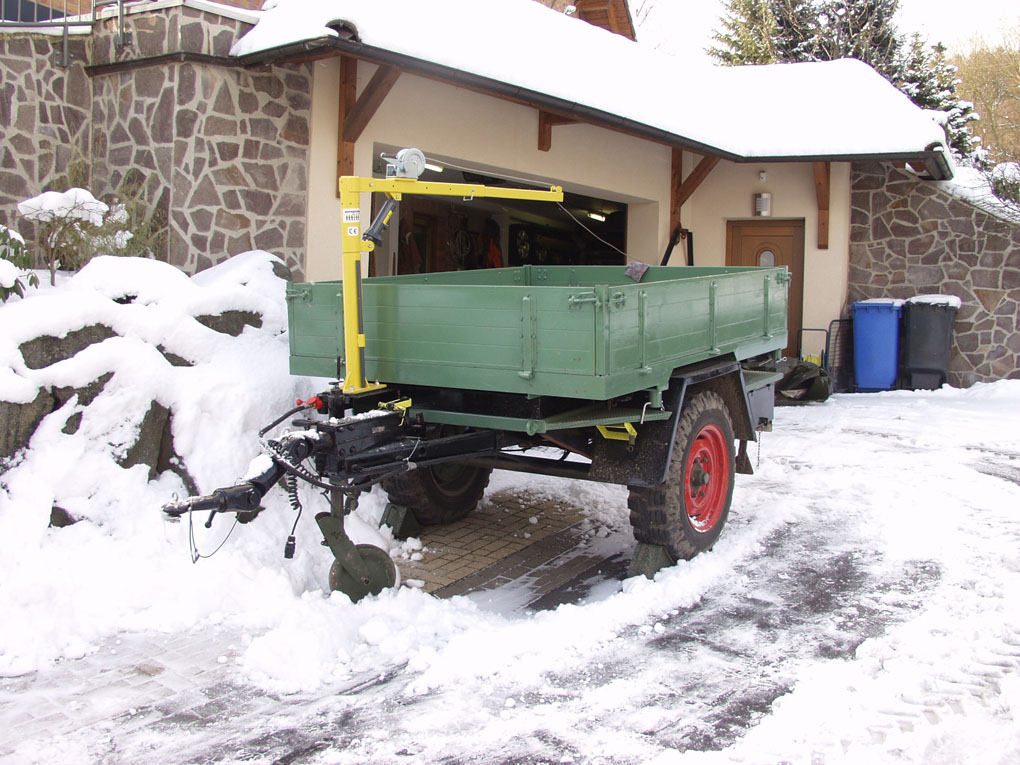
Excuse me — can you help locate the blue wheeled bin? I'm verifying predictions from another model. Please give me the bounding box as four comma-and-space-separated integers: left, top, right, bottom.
852, 299, 904, 391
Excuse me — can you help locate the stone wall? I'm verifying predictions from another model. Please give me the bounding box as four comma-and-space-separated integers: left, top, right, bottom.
850, 162, 1020, 386
0, 34, 92, 237
89, 6, 311, 274
0, 3, 311, 276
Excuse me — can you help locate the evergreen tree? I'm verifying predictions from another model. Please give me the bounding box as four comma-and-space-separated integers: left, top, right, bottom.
896, 34, 982, 160
771, 0, 820, 62
814, 0, 902, 71
708, 0, 780, 65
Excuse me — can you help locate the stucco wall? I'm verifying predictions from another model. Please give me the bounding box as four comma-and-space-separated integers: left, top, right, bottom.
305, 63, 852, 356
849, 162, 1020, 386
306, 60, 671, 281
684, 157, 852, 356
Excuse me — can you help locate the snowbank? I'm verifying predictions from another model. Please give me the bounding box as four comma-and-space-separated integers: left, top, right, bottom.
0, 253, 352, 676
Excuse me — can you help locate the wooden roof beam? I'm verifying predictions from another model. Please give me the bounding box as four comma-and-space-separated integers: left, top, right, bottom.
538, 110, 578, 152
675, 153, 721, 209
336, 59, 401, 196
342, 63, 401, 143
813, 161, 830, 250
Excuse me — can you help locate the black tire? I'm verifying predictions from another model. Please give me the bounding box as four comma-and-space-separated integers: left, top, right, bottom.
381, 461, 492, 525
628, 391, 735, 561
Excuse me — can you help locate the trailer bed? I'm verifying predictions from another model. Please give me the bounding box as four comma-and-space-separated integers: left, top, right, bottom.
287, 265, 788, 400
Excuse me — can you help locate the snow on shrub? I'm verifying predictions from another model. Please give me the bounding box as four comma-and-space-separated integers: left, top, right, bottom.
0, 224, 38, 303
16, 188, 135, 285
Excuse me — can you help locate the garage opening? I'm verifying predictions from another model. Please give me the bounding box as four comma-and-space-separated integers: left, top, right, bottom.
368, 150, 627, 276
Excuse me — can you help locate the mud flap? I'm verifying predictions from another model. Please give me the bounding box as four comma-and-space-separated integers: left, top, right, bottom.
736, 439, 753, 475
380, 502, 423, 540
627, 543, 676, 579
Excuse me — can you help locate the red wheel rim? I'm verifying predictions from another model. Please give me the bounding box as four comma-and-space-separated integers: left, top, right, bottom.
684, 424, 730, 532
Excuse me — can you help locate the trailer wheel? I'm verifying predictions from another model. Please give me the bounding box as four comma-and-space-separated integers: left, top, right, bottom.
382, 460, 492, 526
628, 391, 735, 561
328, 544, 399, 601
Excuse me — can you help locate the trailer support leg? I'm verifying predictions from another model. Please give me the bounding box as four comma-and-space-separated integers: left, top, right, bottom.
315, 513, 397, 601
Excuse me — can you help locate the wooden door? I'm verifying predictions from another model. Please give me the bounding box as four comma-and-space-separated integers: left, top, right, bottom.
726, 220, 804, 358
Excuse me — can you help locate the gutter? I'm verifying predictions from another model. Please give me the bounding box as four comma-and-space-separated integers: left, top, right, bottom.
83, 38, 332, 77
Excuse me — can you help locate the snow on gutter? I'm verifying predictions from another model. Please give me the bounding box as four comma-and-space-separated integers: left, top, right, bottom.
226, 0, 951, 176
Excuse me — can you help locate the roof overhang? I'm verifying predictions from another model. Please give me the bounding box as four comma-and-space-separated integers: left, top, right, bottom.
234, 33, 953, 180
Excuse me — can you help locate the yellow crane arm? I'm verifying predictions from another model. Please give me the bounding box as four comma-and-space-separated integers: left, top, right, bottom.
337, 173, 564, 395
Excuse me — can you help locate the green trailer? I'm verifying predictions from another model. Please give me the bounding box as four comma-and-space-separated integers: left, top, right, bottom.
288, 264, 788, 403
165, 153, 789, 601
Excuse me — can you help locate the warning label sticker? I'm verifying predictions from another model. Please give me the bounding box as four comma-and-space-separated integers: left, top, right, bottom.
343, 208, 360, 224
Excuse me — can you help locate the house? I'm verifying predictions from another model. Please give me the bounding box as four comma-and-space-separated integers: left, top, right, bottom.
1, 0, 1017, 386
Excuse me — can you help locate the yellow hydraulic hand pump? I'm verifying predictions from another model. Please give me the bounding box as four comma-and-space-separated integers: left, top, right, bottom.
337, 151, 563, 395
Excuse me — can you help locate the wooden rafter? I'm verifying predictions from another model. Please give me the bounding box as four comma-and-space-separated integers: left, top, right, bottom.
342, 64, 401, 143
813, 161, 830, 250
538, 111, 579, 151
675, 153, 720, 210
336, 59, 401, 196
538, 110, 578, 152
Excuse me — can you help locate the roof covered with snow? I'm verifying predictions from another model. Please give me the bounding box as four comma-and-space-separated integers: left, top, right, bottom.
229, 0, 951, 170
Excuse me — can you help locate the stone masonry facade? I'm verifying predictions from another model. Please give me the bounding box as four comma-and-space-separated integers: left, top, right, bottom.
850, 162, 1020, 386
0, 3, 310, 276
0, 36, 92, 230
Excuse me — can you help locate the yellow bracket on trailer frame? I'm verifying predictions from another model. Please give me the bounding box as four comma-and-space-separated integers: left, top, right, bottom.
337, 174, 564, 395
597, 422, 638, 443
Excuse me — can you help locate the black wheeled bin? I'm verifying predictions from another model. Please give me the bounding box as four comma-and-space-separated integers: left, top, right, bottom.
901, 295, 960, 389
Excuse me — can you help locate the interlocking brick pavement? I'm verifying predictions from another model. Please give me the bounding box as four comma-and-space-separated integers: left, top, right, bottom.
395, 488, 594, 593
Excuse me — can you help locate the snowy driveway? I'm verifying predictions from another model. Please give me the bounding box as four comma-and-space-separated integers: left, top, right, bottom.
4, 385, 1020, 763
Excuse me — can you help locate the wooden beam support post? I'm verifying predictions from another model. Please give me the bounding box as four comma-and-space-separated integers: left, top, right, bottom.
669, 148, 683, 235
336, 60, 402, 197
336, 56, 357, 196
675, 153, 720, 209
342, 64, 401, 143
813, 161, 830, 250
538, 110, 578, 152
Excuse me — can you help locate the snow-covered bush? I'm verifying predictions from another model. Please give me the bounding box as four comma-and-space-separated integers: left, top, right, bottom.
16, 188, 136, 285
989, 163, 1020, 210
0, 224, 38, 303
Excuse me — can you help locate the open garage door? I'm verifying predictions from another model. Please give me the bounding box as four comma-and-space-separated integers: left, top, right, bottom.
369, 150, 627, 276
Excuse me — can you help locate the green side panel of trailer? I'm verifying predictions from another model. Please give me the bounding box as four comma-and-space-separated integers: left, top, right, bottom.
286, 265, 788, 400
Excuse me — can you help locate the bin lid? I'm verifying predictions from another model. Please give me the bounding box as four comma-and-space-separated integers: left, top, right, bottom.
907, 294, 962, 309
854, 298, 905, 307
